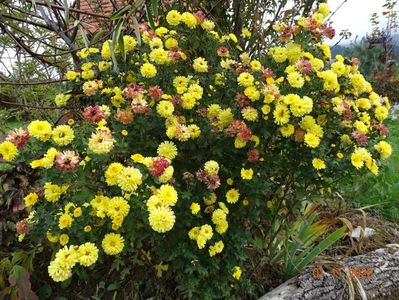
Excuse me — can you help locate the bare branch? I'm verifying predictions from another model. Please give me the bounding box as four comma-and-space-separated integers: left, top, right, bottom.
24, 0, 111, 19
0, 99, 65, 109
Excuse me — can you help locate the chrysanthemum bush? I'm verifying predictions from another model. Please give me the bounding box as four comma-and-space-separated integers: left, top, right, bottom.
0, 2, 393, 298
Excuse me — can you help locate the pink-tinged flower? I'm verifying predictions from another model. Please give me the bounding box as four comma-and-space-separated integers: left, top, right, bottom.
207, 174, 220, 190
116, 109, 134, 124
83, 80, 102, 96
170, 95, 182, 105
342, 102, 353, 121
296, 58, 313, 74
308, 18, 318, 31
193, 11, 205, 23
292, 25, 301, 35
225, 120, 246, 136
55, 150, 80, 172
374, 123, 389, 137
88, 130, 115, 154
352, 131, 368, 145
225, 120, 252, 141
262, 67, 274, 78
174, 124, 191, 141
264, 83, 280, 98
124, 83, 144, 100
238, 126, 252, 141
183, 172, 194, 181
321, 24, 335, 39
280, 26, 293, 42
236, 65, 247, 74
34, 187, 44, 198
311, 29, 323, 39
247, 149, 260, 162
217, 47, 230, 57
83, 105, 105, 123
196, 108, 208, 117
352, 57, 360, 66
139, 22, 149, 33
131, 102, 151, 114
195, 170, 220, 190
149, 157, 170, 177
168, 50, 183, 61
6, 128, 29, 149
148, 85, 164, 101
235, 93, 250, 108
196, 169, 208, 182
16, 219, 29, 234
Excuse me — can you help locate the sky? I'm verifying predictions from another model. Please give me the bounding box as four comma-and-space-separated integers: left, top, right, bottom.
0, 0, 395, 74
327, 0, 390, 45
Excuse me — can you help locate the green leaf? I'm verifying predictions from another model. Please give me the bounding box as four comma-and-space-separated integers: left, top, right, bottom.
288, 226, 346, 276
60, 277, 72, 289
109, 4, 133, 20
91, 31, 106, 45
111, 18, 125, 70
112, 292, 118, 300
133, 0, 146, 10
133, 17, 141, 46
11, 251, 24, 265
252, 237, 264, 252
79, 25, 89, 49
152, 0, 158, 19
37, 284, 52, 299
106, 283, 119, 291
63, 0, 69, 23
118, 32, 126, 62
145, 4, 156, 30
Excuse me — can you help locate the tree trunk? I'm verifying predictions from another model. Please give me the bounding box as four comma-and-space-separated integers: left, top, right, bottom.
259, 244, 399, 300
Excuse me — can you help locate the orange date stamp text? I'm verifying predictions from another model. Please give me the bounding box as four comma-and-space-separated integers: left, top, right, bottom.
312, 266, 374, 279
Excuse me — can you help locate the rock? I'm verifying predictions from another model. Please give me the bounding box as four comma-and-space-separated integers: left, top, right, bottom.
351, 226, 375, 240
259, 244, 399, 300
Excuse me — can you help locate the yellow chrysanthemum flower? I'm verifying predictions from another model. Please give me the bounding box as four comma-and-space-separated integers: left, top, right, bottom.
204, 160, 219, 175
102, 233, 125, 255
59, 213, 73, 229
273, 104, 290, 125
209, 240, 224, 257
157, 101, 175, 118
116, 167, 142, 192
226, 188, 240, 203
237, 72, 254, 87
374, 141, 392, 160
232, 266, 242, 280
24, 192, 38, 207
52, 125, 74, 146
105, 162, 124, 186
48, 260, 72, 282
304, 133, 321, 148
140, 63, 157, 78
181, 12, 197, 29
241, 168, 253, 180
166, 10, 181, 26
190, 202, 200, 214
158, 184, 178, 206
193, 57, 208, 72
157, 141, 178, 160
44, 183, 68, 202
0, 141, 18, 161
78, 242, 99, 266
148, 206, 176, 233
280, 124, 295, 137
28, 120, 52, 141
312, 158, 326, 170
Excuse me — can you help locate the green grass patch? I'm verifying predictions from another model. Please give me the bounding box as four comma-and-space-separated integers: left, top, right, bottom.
344, 118, 399, 222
